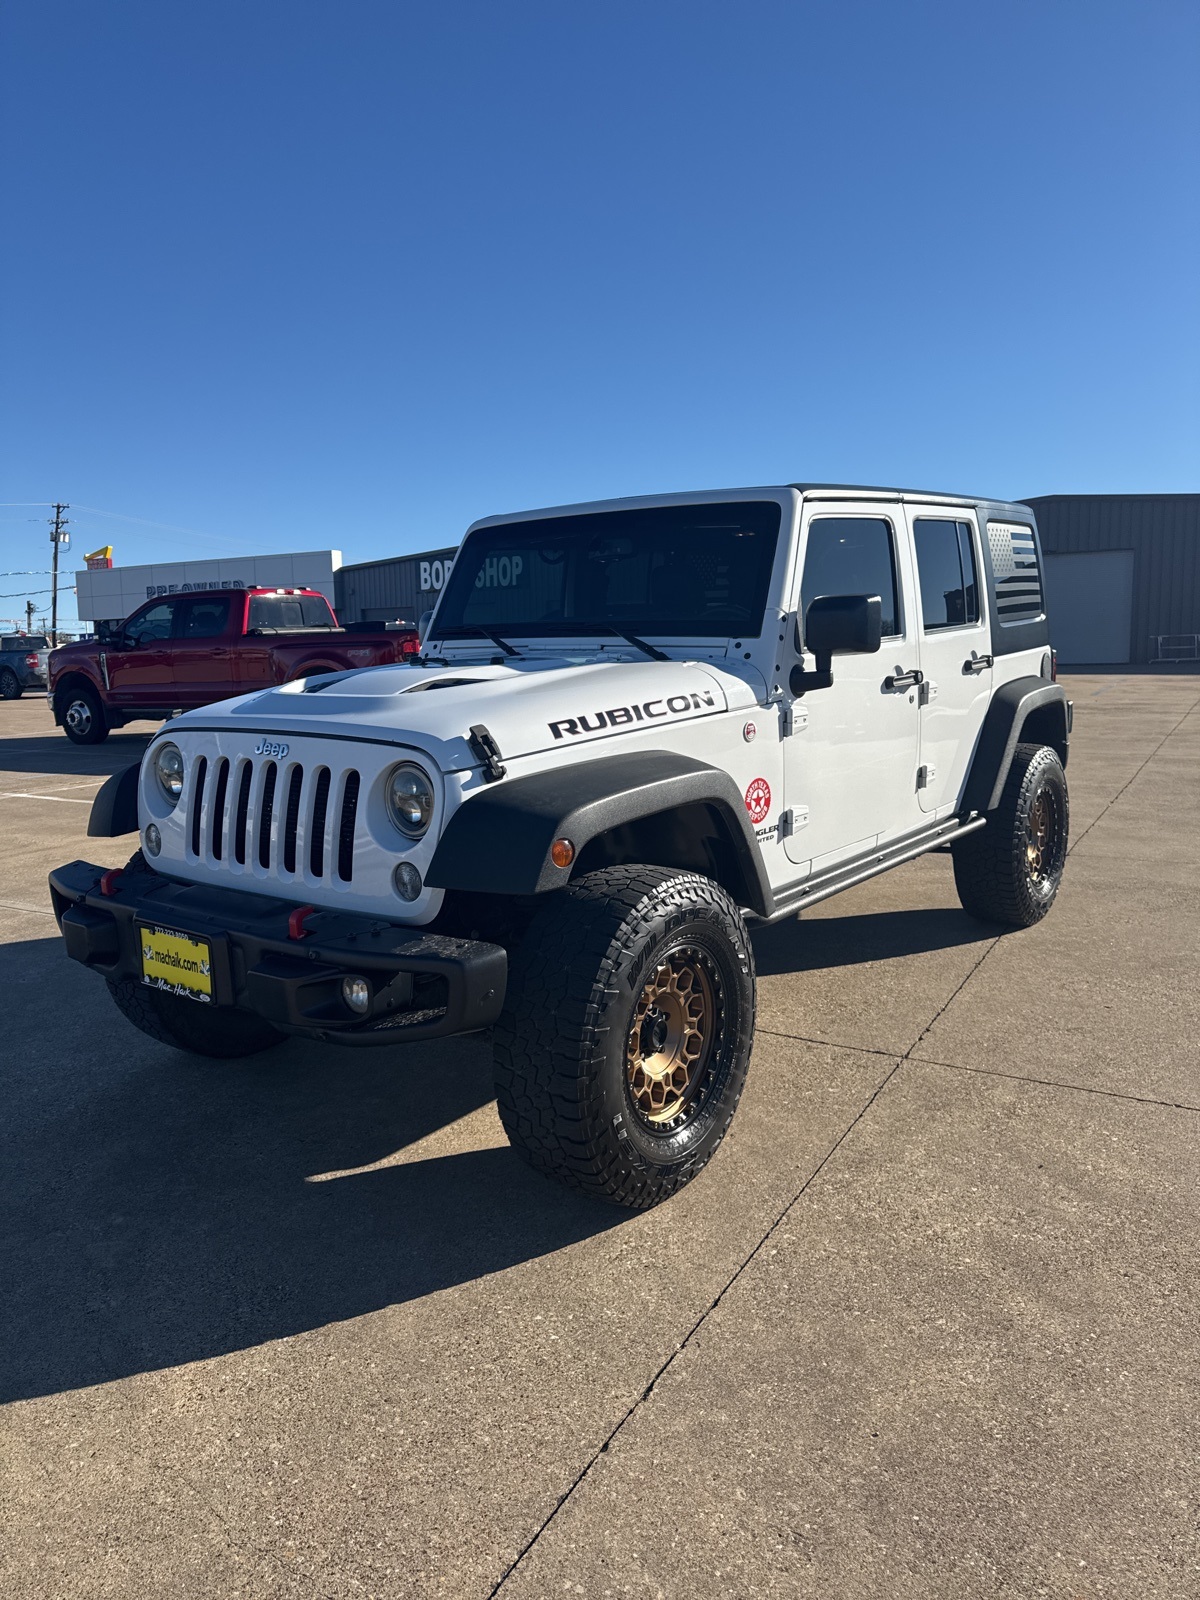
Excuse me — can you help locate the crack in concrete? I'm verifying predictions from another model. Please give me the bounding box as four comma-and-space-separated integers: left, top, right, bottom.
486, 1050, 905, 1595
909, 1054, 1200, 1114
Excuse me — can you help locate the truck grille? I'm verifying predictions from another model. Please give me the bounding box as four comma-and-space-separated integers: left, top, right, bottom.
186, 755, 361, 883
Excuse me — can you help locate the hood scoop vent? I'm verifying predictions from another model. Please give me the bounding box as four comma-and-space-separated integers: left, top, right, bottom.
401, 677, 485, 693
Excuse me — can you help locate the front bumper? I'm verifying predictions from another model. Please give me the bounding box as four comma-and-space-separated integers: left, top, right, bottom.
48, 860, 507, 1046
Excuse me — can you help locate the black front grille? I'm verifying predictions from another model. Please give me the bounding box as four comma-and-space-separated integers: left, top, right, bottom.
210, 759, 230, 860
337, 771, 360, 882
188, 752, 361, 882
233, 763, 252, 865
189, 756, 208, 857
309, 767, 331, 878
257, 762, 277, 869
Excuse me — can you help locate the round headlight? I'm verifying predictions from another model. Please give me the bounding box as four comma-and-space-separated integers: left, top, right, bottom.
153, 742, 185, 805
385, 763, 434, 838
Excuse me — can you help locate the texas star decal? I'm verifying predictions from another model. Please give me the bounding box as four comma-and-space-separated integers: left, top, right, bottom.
744, 777, 771, 825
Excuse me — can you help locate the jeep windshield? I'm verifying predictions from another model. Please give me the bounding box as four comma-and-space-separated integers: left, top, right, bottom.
434, 502, 781, 640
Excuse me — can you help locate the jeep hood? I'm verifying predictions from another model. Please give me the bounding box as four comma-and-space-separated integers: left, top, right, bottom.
170, 657, 756, 772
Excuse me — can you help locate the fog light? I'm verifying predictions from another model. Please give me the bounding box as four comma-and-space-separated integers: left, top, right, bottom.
144, 823, 162, 856
341, 975, 371, 1015
393, 861, 423, 901
550, 837, 575, 869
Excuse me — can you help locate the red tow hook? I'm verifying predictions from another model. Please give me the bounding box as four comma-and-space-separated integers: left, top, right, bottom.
288, 905, 317, 940
99, 869, 124, 897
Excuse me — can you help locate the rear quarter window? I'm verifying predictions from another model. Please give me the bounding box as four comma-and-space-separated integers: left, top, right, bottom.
249, 595, 335, 629
987, 521, 1044, 623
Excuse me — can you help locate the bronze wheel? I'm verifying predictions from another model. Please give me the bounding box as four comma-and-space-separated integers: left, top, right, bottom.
1026, 788, 1061, 882
625, 947, 721, 1131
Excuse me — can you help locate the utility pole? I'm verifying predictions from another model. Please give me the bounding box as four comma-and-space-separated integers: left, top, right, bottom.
25, 600, 35, 632
49, 503, 70, 644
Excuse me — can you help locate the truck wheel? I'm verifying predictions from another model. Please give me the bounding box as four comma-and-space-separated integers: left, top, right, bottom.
60, 683, 109, 744
105, 977, 287, 1059
953, 742, 1069, 928
493, 866, 756, 1209
0, 668, 20, 700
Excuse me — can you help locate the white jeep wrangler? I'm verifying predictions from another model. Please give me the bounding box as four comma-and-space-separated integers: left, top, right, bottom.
52, 486, 1071, 1208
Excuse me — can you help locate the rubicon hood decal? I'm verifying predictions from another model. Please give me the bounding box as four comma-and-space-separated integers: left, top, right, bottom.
549, 689, 717, 739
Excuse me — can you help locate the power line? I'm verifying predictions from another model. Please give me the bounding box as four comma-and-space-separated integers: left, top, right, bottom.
69, 503, 252, 551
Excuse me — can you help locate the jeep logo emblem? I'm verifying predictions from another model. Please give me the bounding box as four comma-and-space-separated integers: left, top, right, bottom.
253, 739, 290, 758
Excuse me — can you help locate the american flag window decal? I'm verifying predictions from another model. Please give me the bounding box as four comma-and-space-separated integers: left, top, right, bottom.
987, 521, 1044, 623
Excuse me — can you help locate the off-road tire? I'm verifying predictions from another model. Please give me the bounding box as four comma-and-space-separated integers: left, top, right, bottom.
953, 742, 1068, 927
105, 976, 287, 1058
493, 865, 756, 1209
0, 668, 21, 700
59, 682, 109, 744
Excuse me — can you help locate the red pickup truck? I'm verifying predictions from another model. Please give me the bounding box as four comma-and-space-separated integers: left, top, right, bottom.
49, 587, 419, 744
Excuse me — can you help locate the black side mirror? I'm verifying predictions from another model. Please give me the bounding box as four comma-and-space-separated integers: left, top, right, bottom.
791, 593, 882, 694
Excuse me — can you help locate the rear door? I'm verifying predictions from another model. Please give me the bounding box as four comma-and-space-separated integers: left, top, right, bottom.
905, 507, 993, 815
782, 504, 924, 873
172, 594, 234, 706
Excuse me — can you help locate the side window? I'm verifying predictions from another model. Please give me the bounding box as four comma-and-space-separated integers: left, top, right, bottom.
125, 601, 175, 644
179, 596, 231, 639
987, 521, 1044, 622
913, 518, 981, 630
800, 517, 901, 638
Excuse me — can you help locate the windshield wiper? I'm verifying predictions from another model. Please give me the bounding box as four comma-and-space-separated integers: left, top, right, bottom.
590, 625, 669, 662
440, 625, 521, 658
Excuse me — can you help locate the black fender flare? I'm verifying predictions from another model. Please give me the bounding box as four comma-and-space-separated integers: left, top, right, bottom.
962, 677, 1071, 815
426, 750, 775, 917
88, 762, 141, 837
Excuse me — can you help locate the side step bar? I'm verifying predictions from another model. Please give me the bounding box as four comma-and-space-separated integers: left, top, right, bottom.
763, 815, 987, 923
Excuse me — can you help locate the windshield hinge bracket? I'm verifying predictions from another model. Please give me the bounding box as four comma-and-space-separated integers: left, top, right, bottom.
467, 724, 507, 783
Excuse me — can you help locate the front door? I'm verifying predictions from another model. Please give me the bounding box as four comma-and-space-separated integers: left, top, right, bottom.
172, 594, 234, 706
783, 506, 924, 873
105, 599, 177, 710
905, 508, 993, 815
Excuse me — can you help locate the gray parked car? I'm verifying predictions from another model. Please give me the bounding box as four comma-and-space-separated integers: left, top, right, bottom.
0, 634, 51, 699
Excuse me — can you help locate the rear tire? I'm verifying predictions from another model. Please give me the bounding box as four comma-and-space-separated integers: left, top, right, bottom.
106, 977, 287, 1059
493, 866, 756, 1209
953, 742, 1069, 927
59, 683, 109, 744
0, 668, 20, 700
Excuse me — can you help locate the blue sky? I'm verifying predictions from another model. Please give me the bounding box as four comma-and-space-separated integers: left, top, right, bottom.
2, 0, 1197, 627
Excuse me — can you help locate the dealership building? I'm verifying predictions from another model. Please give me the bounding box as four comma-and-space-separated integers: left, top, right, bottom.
73, 493, 1198, 666
75, 551, 344, 628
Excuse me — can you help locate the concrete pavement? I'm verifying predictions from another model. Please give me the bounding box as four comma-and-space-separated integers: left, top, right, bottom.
2, 675, 1197, 1598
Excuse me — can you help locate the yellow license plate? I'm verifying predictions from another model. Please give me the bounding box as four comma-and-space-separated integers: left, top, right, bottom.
139, 925, 213, 1002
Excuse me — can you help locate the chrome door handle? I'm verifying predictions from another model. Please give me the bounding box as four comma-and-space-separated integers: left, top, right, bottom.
884, 668, 924, 690
963, 653, 993, 673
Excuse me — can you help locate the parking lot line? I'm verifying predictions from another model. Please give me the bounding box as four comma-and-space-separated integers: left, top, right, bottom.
0, 791, 92, 803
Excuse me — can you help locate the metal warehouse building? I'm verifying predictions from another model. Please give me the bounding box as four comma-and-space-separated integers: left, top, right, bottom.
333, 494, 1199, 667
335, 547, 458, 628
1028, 493, 1199, 665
